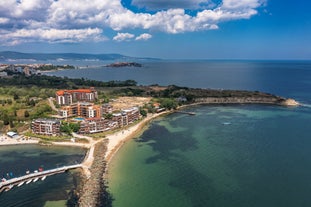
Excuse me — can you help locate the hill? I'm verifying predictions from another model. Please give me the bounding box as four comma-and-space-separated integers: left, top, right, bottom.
0, 51, 158, 62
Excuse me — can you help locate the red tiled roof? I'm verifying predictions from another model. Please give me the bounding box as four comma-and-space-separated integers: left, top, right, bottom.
56, 89, 94, 96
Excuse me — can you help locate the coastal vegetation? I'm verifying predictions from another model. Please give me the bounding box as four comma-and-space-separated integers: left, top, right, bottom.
0, 74, 137, 89
36, 64, 75, 71
105, 62, 142, 67
0, 90, 53, 133
0, 73, 293, 135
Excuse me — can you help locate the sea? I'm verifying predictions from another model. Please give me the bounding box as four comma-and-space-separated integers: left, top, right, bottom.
0, 145, 86, 207
1, 60, 311, 206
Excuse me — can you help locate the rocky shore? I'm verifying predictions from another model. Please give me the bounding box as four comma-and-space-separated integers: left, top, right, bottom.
194, 97, 299, 106
78, 140, 112, 207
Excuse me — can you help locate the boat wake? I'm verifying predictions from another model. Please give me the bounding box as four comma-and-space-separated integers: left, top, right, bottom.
300, 103, 311, 108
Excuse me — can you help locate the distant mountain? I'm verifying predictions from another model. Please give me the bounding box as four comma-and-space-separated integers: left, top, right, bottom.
0, 51, 158, 61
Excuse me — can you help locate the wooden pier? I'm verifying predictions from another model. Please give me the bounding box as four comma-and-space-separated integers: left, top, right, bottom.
0, 164, 82, 193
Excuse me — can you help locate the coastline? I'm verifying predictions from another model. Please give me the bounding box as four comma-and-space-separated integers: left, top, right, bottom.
104, 111, 171, 164
0, 137, 39, 146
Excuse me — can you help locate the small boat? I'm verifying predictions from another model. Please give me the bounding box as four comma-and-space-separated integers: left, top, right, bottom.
222, 122, 231, 125
41, 176, 46, 181
34, 170, 38, 173
33, 178, 39, 182
26, 179, 32, 184
26, 170, 30, 174
17, 181, 25, 187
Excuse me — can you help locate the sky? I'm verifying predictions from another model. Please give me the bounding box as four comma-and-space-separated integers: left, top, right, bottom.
0, 0, 310, 59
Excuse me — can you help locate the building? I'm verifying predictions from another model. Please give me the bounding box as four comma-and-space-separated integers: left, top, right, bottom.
122, 107, 140, 124
112, 112, 128, 128
6, 131, 19, 139
102, 103, 113, 114
0, 71, 8, 77
23, 67, 37, 76
79, 118, 118, 134
59, 102, 102, 118
112, 107, 140, 128
56, 88, 98, 105
32, 118, 61, 136
79, 107, 140, 134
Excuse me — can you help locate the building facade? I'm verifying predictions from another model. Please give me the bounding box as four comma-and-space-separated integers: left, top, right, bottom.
59, 102, 102, 119
79, 118, 118, 134
32, 118, 61, 136
56, 88, 98, 105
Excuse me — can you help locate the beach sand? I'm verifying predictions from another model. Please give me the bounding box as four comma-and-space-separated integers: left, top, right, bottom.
0, 136, 39, 146
104, 111, 168, 162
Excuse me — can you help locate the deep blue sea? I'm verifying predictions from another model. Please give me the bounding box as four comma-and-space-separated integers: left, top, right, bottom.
2, 60, 311, 206
46, 60, 311, 104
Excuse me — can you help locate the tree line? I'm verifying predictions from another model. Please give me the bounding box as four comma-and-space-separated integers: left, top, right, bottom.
0, 74, 137, 89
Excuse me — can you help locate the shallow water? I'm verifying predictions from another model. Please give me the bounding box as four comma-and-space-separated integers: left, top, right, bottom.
0, 145, 86, 207
108, 105, 311, 207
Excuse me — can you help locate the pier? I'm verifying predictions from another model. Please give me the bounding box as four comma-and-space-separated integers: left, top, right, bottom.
0, 164, 82, 193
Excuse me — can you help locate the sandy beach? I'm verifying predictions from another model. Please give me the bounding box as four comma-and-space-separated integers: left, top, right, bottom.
104, 111, 169, 162
0, 136, 39, 146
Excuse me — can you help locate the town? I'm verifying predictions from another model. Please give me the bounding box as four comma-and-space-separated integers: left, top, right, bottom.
0, 63, 75, 77
32, 87, 141, 136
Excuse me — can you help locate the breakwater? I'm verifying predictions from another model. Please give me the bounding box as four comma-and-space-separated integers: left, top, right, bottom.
78, 139, 112, 207
194, 96, 298, 106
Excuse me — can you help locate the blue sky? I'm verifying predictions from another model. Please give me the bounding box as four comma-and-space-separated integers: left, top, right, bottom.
0, 0, 310, 59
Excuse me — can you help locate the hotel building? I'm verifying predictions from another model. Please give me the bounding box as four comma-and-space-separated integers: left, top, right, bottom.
79, 118, 118, 134
56, 88, 98, 105
32, 118, 61, 136
59, 102, 102, 119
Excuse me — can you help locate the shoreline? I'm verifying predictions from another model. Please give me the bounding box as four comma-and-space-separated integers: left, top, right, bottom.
0, 137, 39, 146
104, 110, 171, 164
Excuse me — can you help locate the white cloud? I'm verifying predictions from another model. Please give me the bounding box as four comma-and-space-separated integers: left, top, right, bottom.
136, 33, 152, 41
221, 0, 264, 10
0, 0, 265, 45
0, 18, 10, 24
113, 32, 135, 42
0, 28, 105, 45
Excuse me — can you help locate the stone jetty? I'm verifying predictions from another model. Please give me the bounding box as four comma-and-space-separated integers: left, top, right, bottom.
78, 140, 112, 207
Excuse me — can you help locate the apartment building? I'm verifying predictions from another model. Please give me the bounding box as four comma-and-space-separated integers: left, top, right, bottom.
102, 103, 113, 114
32, 118, 61, 136
79, 107, 140, 134
79, 118, 118, 134
59, 102, 102, 118
56, 88, 98, 105
112, 107, 140, 128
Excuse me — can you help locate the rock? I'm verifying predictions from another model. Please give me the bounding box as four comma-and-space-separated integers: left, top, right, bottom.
281, 98, 300, 106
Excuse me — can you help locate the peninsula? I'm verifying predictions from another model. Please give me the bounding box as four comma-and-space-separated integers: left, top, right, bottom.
0, 72, 299, 206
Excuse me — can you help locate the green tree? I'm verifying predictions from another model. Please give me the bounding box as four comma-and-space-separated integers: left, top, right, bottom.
9, 120, 14, 128
60, 123, 72, 135
159, 98, 178, 110
104, 113, 113, 119
13, 93, 19, 100
140, 108, 147, 117
69, 123, 80, 133
24, 110, 30, 118
3, 114, 9, 125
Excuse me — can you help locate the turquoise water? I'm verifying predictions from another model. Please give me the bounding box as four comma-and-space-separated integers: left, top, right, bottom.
108, 105, 311, 207
2, 60, 311, 206
0, 145, 86, 207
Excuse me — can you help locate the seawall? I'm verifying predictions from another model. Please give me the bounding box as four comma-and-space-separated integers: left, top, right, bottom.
193, 97, 299, 106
